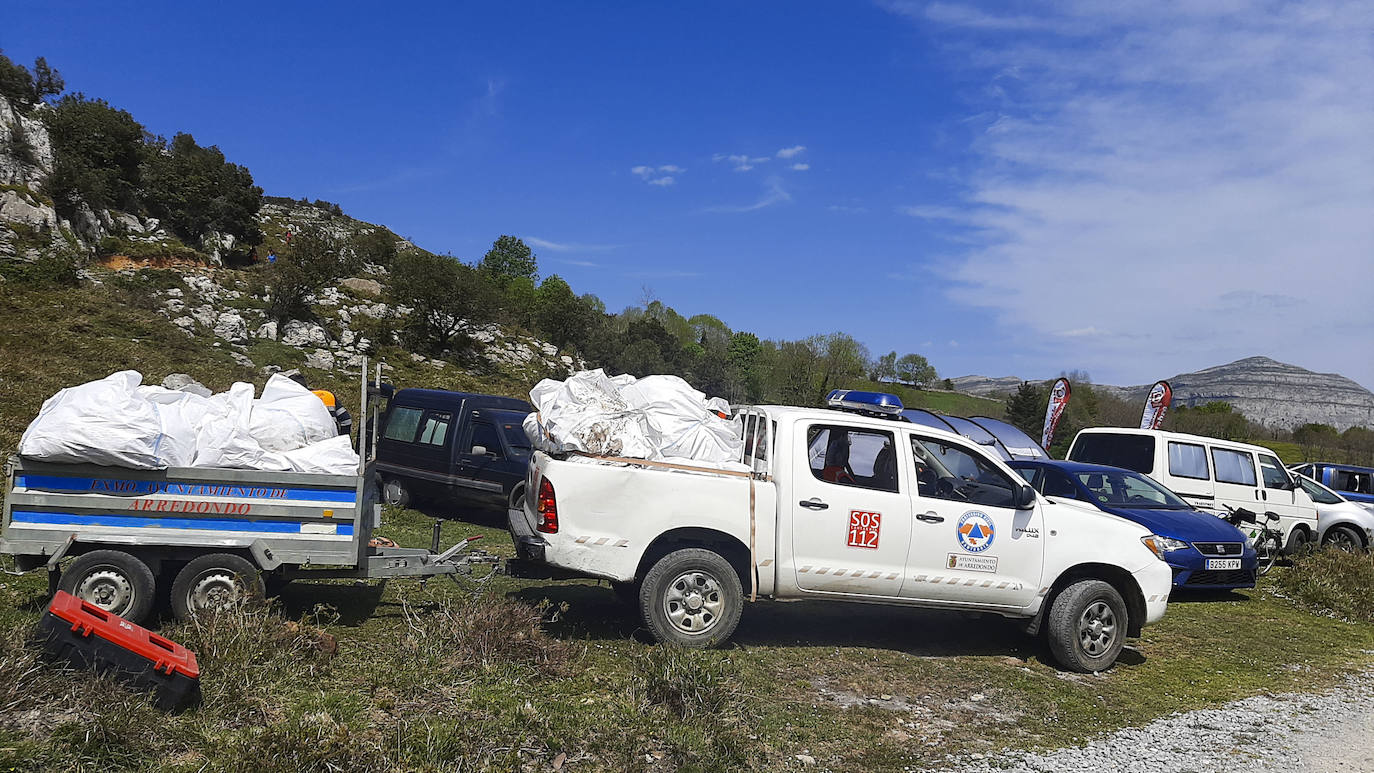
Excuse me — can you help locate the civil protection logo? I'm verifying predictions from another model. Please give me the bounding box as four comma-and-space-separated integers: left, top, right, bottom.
957, 511, 995, 553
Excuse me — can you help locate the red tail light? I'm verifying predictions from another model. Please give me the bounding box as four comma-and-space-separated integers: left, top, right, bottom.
535, 477, 558, 533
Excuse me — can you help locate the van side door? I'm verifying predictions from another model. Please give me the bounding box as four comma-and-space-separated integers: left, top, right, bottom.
899, 432, 1044, 609
1209, 446, 1261, 516
453, 411, 512, 508
789, 422, 912, 598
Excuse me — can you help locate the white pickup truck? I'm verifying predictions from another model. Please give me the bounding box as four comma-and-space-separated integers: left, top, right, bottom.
508, 396, 1173, 672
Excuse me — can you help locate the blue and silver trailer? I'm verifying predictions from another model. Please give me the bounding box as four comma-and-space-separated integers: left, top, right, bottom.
1, 361, 494, 624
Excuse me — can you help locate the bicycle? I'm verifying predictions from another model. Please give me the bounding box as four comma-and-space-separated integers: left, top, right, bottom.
1223, 504, 1284, 576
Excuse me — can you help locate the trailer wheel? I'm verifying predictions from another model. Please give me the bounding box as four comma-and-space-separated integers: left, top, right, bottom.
639, 548, 743, 648
382, 478, 411, 508
59, 550, 157, 625
171, 554, 265, 621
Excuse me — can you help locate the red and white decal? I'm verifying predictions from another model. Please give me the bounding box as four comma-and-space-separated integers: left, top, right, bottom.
847, 510, 881, 549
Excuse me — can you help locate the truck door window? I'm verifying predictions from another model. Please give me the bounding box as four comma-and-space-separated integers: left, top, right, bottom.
806, 426, 898, 493
910, 436, 1016, 508
1258, 454, 1290, 489
468, 422, 505, 458
1168, 442, 1209, 480
418, 412, 452, 446
1211, 448, 1257, 486
383, 406, 424, 442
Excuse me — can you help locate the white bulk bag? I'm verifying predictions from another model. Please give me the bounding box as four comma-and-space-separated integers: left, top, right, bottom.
193, 382, 291, 470
19, 371, 197, 469
249, 374, 338, 452
282, 434, 360, 474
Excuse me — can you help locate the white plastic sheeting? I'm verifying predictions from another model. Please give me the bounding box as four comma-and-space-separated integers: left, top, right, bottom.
18, 371, 358, 474
524, 369, 743, 466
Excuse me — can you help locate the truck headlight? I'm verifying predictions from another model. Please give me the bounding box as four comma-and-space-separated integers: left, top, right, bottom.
1141, 535, 1190, 560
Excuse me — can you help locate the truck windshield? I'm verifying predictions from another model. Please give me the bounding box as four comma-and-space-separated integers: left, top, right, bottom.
1074, 469, 1189, 509
1068, 433, 1155, 474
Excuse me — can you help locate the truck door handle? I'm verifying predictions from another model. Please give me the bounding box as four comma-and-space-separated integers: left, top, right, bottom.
798, 498, 829, 510
916, 512, 945, 523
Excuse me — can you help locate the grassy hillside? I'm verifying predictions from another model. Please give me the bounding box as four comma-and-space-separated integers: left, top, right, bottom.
847, 379, 1005, 418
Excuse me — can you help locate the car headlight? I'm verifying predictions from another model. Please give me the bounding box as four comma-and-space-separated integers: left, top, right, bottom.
1141, 535, 1190, 560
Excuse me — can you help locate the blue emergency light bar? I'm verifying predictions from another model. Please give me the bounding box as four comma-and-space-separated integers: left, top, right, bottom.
825, 389, 905, 416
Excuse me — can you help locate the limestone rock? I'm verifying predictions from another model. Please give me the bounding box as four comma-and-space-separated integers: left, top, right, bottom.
0, 189, 57, 229
255, 321, 278, 341
305, 349, 335, 370
213, 311, 248, 343
281, 320, 329, 348
162, 373, 212, 397
340, 277, 382, 297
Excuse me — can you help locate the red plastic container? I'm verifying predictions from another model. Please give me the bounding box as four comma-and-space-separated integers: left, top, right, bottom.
36, 591, 201, 711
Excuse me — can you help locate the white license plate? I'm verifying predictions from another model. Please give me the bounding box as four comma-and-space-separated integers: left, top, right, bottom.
1206, 558, 1242, 570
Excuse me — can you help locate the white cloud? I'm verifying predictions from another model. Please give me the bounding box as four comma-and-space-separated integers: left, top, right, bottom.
776, 145, 807, 159
631, 164, 684, 185
630, 165, 654, 177
525, 237, 620, 253
895, 0, 1374, 388
558, 259, 601, 268
658, 164, 685, 173
703, 177, 792, 213
828, 204, 868, 213
790, 163, 810, 171
648, 176, 675, 186
716, 153, 771, 172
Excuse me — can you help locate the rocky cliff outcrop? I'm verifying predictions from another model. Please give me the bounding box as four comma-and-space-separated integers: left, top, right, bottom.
952, 356, 1374, 431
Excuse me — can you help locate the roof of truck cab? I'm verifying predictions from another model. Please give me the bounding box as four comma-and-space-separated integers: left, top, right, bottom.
755, 405, 970, 443
390, 388, 532, 412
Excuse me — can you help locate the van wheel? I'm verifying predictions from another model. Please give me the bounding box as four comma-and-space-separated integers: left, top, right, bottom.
1047, 580, 1128, 673
382, 478, 411, 508
640, 549, 743, 648
1323, 525, 1364, 553
59, 550, 157, 625
171, 554, 265, 621
1284, 528, 1311, 556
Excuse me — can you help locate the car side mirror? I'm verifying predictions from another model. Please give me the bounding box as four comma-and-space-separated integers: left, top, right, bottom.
1015, 483, 1037, 510
471, 445, 487, 456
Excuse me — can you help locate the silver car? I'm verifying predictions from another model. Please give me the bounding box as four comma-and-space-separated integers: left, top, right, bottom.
1296, 473, 1374, 551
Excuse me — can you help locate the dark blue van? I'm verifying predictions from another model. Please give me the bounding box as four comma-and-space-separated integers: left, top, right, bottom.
376, 389, 534, 514
1010, 459, 1258, 590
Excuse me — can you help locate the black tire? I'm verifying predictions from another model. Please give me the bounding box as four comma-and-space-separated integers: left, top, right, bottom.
1323, 525, 1365, 553
1284, 527, 1311, 557
639, 548, 743, 648
170, 553, 265, 621
382, 477, 411, 508
1046, 579, 1129, 673
58, 550, 157, 625
1255, 531, 1280, 576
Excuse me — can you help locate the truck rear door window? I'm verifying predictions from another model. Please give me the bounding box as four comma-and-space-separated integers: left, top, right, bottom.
1167, 442, 1209, 480
418, 412, 452, 446
383, 406, 424, 442
1068, 434, 1155, 474
806, 426, 898, 492
1212, 448, 1257, 486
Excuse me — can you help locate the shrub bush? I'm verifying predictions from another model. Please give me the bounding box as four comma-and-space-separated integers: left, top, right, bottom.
1276, 547, 1374, 622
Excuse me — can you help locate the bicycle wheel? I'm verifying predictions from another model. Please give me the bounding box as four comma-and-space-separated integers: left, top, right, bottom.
1255, 531, 1279, 576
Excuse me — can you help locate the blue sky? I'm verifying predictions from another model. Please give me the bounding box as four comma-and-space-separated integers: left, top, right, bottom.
5, 1, 1372, 389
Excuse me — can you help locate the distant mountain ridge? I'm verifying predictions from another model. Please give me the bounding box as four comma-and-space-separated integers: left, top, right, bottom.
950, 356, 1374, 431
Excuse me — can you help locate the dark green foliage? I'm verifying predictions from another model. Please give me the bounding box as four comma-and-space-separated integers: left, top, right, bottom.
533, 274, 596, 351
1168, 401, 1250, 440
142, 132, 263, 247
263, 226, 353, 323
31, 57, 63, 102
0, 250, 81, 287
871, 350, 897, 382
42, 94, 145, 216
479, 235, 538, 288
942, 377, 954, 390
0, 51, 62, 106
348, 227, 398, 267
389, 249, 497, 354
1005, 381, 1045, 438
727, 332, 763, 401
895, 352, 937, 388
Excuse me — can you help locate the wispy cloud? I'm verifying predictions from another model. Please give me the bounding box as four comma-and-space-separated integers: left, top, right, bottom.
630, 164, 684, 185
557, 259, 601, 268
888, 0, 1374, 387
789, 163, 810, 171
525, 237, 620, 253
714, 153, 772, 172
776, 145, 807, 159
829, 204, 869, 214
703, 176, 792, 213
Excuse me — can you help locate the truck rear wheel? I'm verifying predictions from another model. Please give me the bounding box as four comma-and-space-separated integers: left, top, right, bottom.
382, 478, 411, 508
59, 550, 156, 625
171, 553, 265, 621
639, 548, 743, 648
1046, 579, 1128, 673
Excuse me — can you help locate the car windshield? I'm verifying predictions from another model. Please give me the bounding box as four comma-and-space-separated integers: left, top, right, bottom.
491, 410, 533, 453
1073, 469, 1189, 509
1297, 475, 1343, 505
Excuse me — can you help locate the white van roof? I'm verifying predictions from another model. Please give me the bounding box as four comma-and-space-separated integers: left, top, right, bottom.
1073, 426, 1282, 457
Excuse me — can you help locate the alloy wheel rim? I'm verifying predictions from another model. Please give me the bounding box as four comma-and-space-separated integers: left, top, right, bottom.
663, 570, 725, 635
1078, 600, 1117, 657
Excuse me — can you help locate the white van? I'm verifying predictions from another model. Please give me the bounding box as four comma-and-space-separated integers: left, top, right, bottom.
1066, 428, 1319, 553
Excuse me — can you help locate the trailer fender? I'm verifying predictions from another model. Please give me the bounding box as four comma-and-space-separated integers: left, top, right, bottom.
250, 539, 283, 571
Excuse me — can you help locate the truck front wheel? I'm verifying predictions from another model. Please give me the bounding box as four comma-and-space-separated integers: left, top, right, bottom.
58, 550, 156, 625
1046, 579, 1128, 673
639, 548, 743, 648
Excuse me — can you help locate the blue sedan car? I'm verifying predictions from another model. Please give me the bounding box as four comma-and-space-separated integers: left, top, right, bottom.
1010, 460, 1258, 590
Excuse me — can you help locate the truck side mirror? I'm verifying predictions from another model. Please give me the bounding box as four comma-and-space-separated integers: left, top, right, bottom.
471, 445, 487, 456
1015, 483, 1037, 510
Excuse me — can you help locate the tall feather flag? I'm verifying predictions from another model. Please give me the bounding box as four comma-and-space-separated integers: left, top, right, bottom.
1041, 378, 1072, 449
1139, 380, 1173, 430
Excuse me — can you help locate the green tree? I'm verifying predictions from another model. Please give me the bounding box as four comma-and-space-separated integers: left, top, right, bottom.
31, 57, 63, 102
389, 250, 496, 354
141, 132, 263, 247
941, 378, 954, 390
727, 332, 764, 402
871, 351, 898, 382
42, 94, 145, 215
349, 228, 398, 267
534, 274, 596, 351
817, 333, 870, 397
895, 353, 937, 388
0, 51, 34, 105
1005, 382, 1045, 438
479, 235, 538, 288
263, 226, 353, 323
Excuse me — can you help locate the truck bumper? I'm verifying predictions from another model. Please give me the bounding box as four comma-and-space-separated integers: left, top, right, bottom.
1133, 559, 1173, 626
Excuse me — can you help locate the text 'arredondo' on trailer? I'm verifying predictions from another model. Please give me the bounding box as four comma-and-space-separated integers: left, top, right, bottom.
1, 358, 498, 600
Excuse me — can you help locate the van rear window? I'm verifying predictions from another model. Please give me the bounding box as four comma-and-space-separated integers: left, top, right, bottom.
1068, 433, 1155, 474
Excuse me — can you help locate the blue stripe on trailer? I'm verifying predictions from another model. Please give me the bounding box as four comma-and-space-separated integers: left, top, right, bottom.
11, 510, 354, 536
14, 475, 357, 503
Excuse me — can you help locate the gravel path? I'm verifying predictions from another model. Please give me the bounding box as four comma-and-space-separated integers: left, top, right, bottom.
932, 671, 1374, 773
